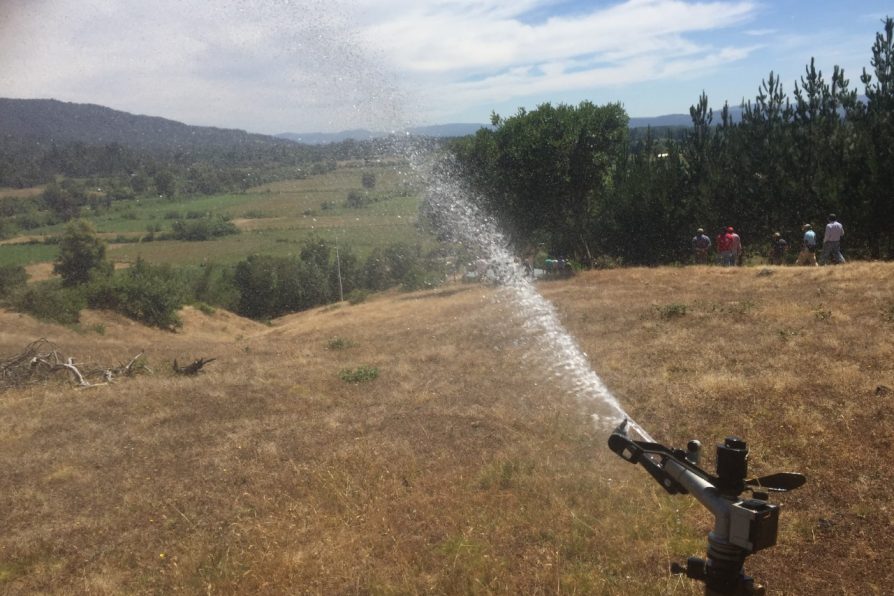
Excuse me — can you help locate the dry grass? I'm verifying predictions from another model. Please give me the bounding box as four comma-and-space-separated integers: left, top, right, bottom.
1, 263, 892, 594
0, 186, 45, 199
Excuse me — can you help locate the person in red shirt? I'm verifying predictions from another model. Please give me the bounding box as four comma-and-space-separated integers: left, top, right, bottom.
716, 227, 734, 266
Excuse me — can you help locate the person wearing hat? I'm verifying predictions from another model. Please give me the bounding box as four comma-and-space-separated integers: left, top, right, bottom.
691, 227, 711, 265
769, 232, 788, 265
796, 224, 818, 266
820, 214, 845, 265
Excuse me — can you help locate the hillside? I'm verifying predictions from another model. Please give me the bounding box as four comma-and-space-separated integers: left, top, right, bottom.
0, 98, 298, 152
1, 263, 892, 593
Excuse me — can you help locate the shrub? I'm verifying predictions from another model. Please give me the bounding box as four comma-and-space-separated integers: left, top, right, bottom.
401, 266, 442, 292
327, 336, 354, 350
86, 259, 186, 329
656, 303, 687, 319
194, 301, 216, 315
54, 219, 110, 287
0, 219, 18, 240
344, 190, 367, 208
171, 215, 238, 241
339, 365, 379, 383
189, 263, 239, 311
0, 264, 27, 299
346, 289, 369, 304
13, 281, 85, 324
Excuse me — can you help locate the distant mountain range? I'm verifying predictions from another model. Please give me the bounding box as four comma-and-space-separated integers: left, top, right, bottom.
280, 112, 752, 145
0, 98, 295, 153
1, 97, 751, 151
276, 123, 490, 145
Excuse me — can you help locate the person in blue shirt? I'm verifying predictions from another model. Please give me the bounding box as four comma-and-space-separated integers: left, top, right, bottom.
796, 224, 818, 266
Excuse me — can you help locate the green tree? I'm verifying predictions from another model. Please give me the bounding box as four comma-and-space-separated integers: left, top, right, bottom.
41, 182, 83, 221
234, 255, 280, 319
850, 17, 894, 257
451, 101, 629, 259
154, 169, 176, 197
53, 219, 109, 286
129, 170, 151, 194
87, 258, 186, 329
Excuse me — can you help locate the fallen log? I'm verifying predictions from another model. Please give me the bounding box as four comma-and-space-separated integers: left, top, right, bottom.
173, 357, 216, 375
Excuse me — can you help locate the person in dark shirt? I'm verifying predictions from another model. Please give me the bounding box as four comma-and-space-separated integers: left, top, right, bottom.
769, 232, 787, 265
691, 228, 711, 264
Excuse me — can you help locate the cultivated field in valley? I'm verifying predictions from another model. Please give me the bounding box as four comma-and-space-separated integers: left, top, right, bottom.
0, 164, 431, 269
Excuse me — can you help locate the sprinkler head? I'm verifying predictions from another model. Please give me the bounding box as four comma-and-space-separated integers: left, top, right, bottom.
716, 437, 749, 495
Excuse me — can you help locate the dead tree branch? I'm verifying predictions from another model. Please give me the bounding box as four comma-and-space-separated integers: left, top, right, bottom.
173, 357, 216, 375
0, 339, 150, 392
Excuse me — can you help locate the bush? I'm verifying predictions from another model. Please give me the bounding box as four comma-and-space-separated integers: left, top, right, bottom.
54, 219, 110, 287
0, 219, 18, 240
86, 259, 186, 329
346, 289, 369, 304
194, 302, 216, 315
171, 215, 239, 241
401, 266, 442, 292
344, 190, 368, 208
327, 336, 354, 350
339, 365, 379, 383
0, 264, 27, 299
13, 281, 85, 324
656, 303, 687, 319
189, 263, 239, 311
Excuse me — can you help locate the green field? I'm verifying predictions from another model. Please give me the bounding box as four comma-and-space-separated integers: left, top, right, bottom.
1, 163, 435, 267
0, 243, 59, 267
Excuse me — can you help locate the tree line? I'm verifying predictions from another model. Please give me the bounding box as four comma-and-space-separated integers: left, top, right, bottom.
0, 219, 449, 328
448, 18, 894, 265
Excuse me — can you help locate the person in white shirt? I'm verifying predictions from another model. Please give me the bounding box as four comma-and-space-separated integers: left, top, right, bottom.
820, 214, 845, 265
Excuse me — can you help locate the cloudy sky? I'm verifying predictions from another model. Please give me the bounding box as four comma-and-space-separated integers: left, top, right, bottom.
1, 0, 890, 134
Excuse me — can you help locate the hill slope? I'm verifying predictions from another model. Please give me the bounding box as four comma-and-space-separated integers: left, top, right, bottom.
0, 97, 298, 152
1, 264, 892, 593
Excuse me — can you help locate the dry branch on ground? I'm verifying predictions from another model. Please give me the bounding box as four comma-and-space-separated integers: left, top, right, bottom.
172, 357, 216, 375
0, 338, 149, 391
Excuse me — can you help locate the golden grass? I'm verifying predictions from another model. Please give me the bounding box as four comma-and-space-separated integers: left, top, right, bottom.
0, 263, 892, 594
0, 186, 45, 199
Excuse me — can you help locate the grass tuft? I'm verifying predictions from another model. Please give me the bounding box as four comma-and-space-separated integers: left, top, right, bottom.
338, 365, 379, 383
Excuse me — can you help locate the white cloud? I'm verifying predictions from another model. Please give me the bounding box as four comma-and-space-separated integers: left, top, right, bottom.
0, 0, 812, 132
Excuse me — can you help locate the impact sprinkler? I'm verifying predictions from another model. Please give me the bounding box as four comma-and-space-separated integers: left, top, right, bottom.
608, 419, 805, 595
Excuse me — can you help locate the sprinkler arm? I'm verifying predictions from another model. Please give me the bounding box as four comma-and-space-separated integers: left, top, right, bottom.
608, 418, 806, 594
608, 419, 805, 499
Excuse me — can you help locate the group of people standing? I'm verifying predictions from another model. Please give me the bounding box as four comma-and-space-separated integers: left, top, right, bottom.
691, 226, 743, 266
691, 214, 846, 266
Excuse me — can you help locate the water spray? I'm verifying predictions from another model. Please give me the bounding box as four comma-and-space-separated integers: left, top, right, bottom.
609, 419, 805, 595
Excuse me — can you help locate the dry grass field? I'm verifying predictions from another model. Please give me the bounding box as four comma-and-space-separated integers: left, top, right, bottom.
1, 262, 892, 594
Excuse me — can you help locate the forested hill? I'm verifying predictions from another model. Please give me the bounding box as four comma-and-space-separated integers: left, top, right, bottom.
0, 98, 295, 152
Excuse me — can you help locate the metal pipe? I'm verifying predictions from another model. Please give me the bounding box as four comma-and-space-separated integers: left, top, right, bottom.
664, 459, 731, 541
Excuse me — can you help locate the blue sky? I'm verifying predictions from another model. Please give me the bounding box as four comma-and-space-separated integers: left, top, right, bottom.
0, 0, 890, 134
